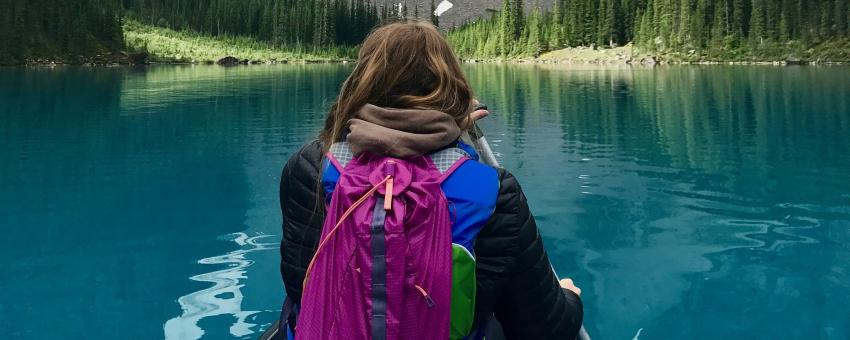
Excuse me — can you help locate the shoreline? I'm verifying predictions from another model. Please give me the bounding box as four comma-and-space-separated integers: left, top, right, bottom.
6, 56, 354, 67
9, 21, 843, 67
467, 59, 848, 66
10, 56, 848, 67
7, 18, 848, 67
470, 44, 848, 66
7, 46, 847, 67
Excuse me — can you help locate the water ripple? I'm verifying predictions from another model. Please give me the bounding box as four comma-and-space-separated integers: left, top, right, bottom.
666, 187, 839, 252
163, 233, 278, 340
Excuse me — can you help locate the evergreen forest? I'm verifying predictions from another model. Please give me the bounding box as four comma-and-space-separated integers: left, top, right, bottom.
1, 0, 847, 63
447, 0, 849, 60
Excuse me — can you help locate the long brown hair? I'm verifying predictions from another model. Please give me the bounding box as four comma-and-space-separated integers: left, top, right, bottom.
319, 20, 474, 149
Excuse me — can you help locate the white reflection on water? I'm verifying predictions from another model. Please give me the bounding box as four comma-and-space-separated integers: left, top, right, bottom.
163, 233, 278, 340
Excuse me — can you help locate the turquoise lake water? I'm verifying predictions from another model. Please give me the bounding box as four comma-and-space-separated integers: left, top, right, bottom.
1, 64, 849, 339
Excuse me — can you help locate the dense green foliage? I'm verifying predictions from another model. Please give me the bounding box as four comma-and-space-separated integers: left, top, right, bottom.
1, 0, 436, 63
2, 0, 847, 63
0, 0, 124, 63
448, 0, 850, 60
122, 0, 430, 48
124, 19, 356, 62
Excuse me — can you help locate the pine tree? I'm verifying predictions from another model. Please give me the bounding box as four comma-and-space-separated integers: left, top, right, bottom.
597, 0, 615, 46
656, 0, 675, 49
678, 0, 692, 47
563, 0, 577, 45
731, 0, 745, 42
581, 0, 595, 44
512, 0, 525, 39
637, 7, 654, 49
548, 0, 563, 49
430, 0, 439, 26
498, 0, 512, 55
749, 0, 766, 46
778, 0, 791, 41
710, 0, 730, 50
818, 0, 833, 39
836, 0, 848, 35
526, 7, 541, 55
693, 0, 710, 47
643, 0, 658, 49
620, 0, 636, 42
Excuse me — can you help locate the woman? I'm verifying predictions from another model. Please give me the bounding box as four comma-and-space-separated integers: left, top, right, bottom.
278, 20, 583, 339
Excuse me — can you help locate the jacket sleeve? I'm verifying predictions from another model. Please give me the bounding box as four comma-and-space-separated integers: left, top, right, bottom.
279, 140, 326, 303
474, 169, 584, 340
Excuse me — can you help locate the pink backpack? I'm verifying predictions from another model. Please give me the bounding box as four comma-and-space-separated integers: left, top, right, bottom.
295, 144, 470, 340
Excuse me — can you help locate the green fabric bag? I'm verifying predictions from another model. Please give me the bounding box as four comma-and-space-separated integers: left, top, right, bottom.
450, 243, 477, 339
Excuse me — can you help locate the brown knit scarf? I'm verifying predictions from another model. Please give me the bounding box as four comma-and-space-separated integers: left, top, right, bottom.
346, 104, 461, 158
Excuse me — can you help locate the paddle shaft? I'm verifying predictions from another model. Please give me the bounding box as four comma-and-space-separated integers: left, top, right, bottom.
468, 122, 591, 340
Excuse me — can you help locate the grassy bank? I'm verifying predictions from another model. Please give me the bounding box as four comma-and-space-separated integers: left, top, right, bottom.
123, 20, 355, 64
536, 45, 643, 64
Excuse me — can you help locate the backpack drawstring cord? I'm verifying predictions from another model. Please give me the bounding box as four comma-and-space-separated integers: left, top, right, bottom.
414, 284, 436, 308
302, 175, 392, 290
383, 160, 395, 210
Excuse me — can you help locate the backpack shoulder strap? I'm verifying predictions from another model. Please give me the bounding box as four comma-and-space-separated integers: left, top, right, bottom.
322, 142, 354, 200
429, 147, 471, 183
326, 142, 353, 171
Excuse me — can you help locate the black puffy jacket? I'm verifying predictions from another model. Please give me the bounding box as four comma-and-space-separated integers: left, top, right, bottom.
280, 140, 583, 339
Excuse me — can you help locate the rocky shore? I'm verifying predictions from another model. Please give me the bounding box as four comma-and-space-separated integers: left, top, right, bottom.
13, 46, 845, 67
12, 52, 355, 67
464, 44, 848, 66
12, 51, 148, 66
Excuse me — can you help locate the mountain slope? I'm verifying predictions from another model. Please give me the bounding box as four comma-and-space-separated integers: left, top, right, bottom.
374, 0, 554, 29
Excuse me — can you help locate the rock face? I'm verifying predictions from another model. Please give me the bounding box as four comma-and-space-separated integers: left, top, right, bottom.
217, 56, 240, 66
127, 51, 149, 65
372, 0, 555, 29
640, 56, 658, 65
785, 57, 805, 65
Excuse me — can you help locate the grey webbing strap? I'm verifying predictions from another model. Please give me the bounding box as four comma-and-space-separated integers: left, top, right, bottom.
370, 197, 387, 340
331, 142, 469, 174
429, 147, 470, 173
329, 142, 353, 168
